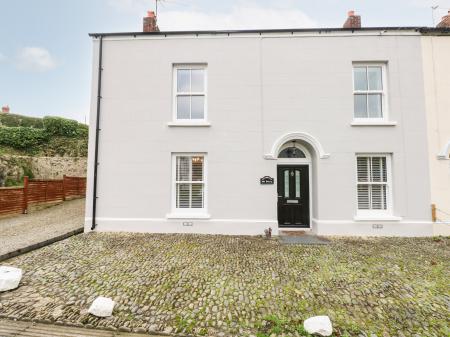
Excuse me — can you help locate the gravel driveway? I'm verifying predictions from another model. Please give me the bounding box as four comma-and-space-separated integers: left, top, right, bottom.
0, 198, 85, 257
0, 233, 448, 337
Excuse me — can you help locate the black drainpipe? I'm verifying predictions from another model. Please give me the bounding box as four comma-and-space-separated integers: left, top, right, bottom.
91, 35, 103, 230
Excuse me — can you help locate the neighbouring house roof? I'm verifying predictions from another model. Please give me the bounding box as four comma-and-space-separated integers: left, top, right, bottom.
89, 27, 450, 38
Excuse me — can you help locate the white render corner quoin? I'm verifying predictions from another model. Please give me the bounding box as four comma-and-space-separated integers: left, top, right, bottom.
84, 30, 438, 237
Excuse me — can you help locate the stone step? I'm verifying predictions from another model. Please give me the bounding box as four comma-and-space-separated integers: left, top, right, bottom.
278, 233, 330, 245
279, 230, 308, 236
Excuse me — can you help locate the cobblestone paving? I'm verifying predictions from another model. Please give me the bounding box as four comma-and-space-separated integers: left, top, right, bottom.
0, 233, 449, 337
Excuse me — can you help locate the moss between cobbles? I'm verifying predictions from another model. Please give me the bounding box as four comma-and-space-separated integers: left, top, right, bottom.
0, 234, 448, 337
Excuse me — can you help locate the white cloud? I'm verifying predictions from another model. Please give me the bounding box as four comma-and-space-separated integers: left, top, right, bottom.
108, 0, 317, 30
160, 5, 316, 31
16, 47, 57, 72
0, 52, 6, 62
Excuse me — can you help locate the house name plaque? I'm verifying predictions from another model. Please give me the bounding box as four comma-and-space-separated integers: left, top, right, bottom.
260, 176, 274, 185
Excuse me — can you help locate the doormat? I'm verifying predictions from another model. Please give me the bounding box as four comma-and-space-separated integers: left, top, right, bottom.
278, 234, 330, 245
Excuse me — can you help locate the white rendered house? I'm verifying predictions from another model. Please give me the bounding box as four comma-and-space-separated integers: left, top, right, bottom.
421, 18, 450, 236
84, 13, 449, 237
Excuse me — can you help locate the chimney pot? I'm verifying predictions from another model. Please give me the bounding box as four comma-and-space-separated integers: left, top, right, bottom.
143, 10, 159, 32
436, 9, 450, 28
343, 10, 361, 29
1, 105, 10, 114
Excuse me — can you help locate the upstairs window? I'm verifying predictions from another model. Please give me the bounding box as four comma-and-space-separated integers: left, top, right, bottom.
353, 64, 386, 120
174, 65, 207, 121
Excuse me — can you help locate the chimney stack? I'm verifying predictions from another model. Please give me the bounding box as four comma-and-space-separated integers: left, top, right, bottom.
437, 10, 450, 28
343, 10, 361, 29
1, 105, 10, 114
143, 11, 159, 32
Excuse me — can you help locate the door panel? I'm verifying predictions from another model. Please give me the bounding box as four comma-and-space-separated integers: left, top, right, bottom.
277, 165, 310, 228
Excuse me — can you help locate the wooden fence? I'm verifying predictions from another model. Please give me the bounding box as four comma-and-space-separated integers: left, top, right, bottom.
0, 176, 86, 216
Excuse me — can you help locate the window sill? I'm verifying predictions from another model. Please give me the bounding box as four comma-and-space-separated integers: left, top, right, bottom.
354, 215, 402, 222
167, 121, 211, 127
166, 213, 211, 219
351, 121, 397, 126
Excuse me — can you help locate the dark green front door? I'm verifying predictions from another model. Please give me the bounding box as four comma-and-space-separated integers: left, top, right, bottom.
277, 165, 310, 228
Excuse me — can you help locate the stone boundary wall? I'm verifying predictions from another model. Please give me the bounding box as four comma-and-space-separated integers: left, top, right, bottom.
0, 156, 86, 186
29, 157, 87, 179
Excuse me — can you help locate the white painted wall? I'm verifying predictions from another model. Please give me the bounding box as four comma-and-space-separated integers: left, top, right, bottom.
85, 31, 433, 236
422, 35, 450, 236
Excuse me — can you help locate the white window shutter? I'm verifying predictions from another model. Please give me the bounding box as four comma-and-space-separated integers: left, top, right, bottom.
176, 157, 190, 181
371, 157, 387, 182
357, 157, 369, 182
177, 183, 190, 208
191, 158, 203, 181
357, 155, 389, 211
175, 155, 205, 209
357, 185, 370, 209
191, 184, 204, 208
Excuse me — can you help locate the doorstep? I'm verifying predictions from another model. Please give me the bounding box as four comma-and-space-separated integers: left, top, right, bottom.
278, 231, 330, 245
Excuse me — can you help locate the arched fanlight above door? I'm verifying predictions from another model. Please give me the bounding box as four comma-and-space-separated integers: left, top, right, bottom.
278, 144, 306, 158
264, 131, 330, 160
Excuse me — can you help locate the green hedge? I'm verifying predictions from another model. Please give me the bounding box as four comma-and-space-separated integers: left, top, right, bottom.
43, 116, 82, 137
76, 124, 89, 137
0, 126, 48, 150
0, 114, 88, 156
0, 113, 44, 128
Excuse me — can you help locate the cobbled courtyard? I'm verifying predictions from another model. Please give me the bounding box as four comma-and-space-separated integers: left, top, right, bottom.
0, 233, 448, 337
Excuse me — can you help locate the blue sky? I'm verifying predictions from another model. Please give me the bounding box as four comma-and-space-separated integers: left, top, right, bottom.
0, 0, 449, 123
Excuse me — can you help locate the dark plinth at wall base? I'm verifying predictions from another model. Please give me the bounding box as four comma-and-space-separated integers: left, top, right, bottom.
0, 227, 84, 262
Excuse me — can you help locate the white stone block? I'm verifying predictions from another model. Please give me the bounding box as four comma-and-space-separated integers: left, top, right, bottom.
88, 296, 115, 317
0, 266, 22, 292
303, 315, 333, 336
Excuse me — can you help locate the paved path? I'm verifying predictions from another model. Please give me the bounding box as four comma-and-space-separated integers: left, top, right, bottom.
0, 319, 155, 337
0, 199, 85, 258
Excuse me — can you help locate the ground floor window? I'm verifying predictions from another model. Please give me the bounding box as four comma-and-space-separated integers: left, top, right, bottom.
172, 154, 206, 212
356, 154, 392, 213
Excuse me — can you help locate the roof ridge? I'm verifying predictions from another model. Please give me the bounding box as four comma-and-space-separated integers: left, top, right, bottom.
89, 26, 450, 38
